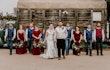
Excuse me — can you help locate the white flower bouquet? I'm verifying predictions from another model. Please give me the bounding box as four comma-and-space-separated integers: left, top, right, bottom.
39, 39, 47, 48
33, 41, 40, 48
16, 41, 24, 48
72, 43, 80, 50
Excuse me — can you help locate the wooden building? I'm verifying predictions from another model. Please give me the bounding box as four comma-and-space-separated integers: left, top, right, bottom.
17, 0, 107, 31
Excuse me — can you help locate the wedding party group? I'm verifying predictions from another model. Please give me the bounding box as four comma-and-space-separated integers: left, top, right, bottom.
4, 21, 105, 60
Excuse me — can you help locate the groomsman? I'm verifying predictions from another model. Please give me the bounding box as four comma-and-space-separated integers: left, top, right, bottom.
84, 24, 93, 56
26, 23, 34, 53
65, 23, 72, 55
55, 22, 68, 60
93, 22, 105, 56
4, 23, 16, 55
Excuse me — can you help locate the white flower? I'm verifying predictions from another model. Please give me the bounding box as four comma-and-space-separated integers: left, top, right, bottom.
33, 41, 40, 48
72, 43, 80, 50
16, 41, 24, 48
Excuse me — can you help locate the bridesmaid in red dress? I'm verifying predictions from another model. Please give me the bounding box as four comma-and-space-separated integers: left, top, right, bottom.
71, 26, 82, 56
32, 26, 41, 55
16, 25, 27, 54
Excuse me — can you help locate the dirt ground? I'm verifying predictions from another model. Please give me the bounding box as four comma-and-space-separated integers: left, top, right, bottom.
0, 49, 110, 70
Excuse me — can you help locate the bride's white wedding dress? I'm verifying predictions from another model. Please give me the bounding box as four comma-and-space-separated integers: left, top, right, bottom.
40, 29, 58, 58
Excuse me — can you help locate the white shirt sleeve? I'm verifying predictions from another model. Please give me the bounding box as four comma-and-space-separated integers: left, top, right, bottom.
93, 29, 96, 41
65, 28, 68, 39
4, 29, 8, 39
84, 30, 86, 41
12, 28, 16, 39
71, 29, 74, 39
102, 29, 105, 41
54, 28, 57, 41
25, 29, 28, 41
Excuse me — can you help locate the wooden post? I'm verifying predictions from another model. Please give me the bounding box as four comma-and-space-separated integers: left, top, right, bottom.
16, 8, 19, 30
29, 9, 32, 23
75, 10, 78, 26
91, 10, 93, 29
102, 9, 107, 39
59, 10, 61, 21
42, 10, 45, 28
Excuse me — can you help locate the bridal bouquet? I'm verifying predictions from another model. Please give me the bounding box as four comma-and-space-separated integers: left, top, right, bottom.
16, 41, 24, 48
72, 43, 80, 50
39, 39, 47, 48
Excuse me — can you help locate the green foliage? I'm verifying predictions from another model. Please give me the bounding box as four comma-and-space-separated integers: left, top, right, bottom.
2, 16, 16, 20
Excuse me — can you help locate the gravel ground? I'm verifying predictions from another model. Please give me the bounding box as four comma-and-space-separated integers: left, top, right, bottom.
0, 49, 110, 70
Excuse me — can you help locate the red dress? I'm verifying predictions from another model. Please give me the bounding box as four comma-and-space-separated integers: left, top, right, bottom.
32, 30, 41, 43
32, 30, 41, 55
16, 32, 27, 54
73, 31, 82, 46
73, 31, 82, 55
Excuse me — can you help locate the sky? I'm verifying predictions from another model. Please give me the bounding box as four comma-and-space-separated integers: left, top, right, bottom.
0, 0, 18, 15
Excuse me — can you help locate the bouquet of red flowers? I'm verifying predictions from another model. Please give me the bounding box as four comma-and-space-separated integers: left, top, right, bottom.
72, 41, 80, 50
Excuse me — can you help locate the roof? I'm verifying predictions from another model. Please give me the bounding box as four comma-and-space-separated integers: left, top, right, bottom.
17, 0, 106, 9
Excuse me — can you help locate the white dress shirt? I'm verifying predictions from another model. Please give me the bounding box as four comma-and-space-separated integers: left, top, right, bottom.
25, 27, 34, 41
93, 29, 105, 41
55, 26, 68, 39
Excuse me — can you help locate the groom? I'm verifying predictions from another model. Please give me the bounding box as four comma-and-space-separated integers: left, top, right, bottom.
55, 22, 68, 60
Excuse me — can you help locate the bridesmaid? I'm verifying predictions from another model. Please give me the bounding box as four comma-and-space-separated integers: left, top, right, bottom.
71, 26, 82, 56
32, 26, 42, 55
16, 25, 27, 54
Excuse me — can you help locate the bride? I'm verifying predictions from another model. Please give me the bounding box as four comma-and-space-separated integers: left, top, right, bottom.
40, 24, 58, 59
